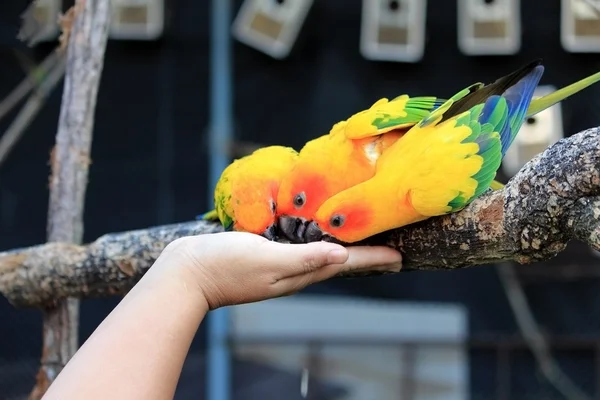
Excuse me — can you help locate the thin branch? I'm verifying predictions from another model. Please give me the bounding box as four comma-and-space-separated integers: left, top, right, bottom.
0, 127, 599, 309
497, 262, 591, 400
0, 6, 80, 169
0, 50, 62, 123
0, 54, 66, 169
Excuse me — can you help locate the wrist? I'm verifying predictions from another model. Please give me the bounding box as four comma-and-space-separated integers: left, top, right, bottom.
145, 245, 211, 315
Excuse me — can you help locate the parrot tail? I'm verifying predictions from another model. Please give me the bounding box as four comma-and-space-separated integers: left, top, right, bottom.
197, 209, 219, 221
489, 179, 505, 190
498, 62, 545, 153
424, 59, 544, 128
526, 70, 600, 117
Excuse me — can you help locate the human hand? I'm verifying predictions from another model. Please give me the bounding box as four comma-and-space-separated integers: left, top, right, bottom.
159, 231, 403, 310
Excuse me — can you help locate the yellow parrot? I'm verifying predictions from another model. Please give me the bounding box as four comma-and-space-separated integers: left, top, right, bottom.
278, 61, 600, 243
201, 145, 298, 240
279, 60, 596, 244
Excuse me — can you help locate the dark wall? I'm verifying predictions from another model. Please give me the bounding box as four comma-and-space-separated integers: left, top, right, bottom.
1, 0, 600, 398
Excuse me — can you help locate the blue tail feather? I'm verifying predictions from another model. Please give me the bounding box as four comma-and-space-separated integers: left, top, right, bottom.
499, 65, 545, 154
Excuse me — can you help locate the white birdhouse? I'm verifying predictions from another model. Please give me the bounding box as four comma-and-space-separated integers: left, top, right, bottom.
359, 0, 427, 63
561, 0, 600, 53
109, 0, 165, 40
457, 0, 521, 55
231, 0, 314, 59
25, 0, 62, 43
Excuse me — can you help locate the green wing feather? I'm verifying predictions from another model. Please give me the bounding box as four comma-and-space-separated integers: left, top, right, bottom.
417, 61, 544, 211
445, 102, 505, 211
343, 95, 451, 139
368, 95, 448, 131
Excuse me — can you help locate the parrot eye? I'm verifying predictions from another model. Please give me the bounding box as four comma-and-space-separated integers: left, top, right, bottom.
269, 200, 276, 214
330, 214, 345, 228
293, 192, 306, 209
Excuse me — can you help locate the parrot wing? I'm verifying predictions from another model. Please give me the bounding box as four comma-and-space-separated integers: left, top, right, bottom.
386, 101, 504, 217
387, 61, 544, 216
341, 94, 457, 140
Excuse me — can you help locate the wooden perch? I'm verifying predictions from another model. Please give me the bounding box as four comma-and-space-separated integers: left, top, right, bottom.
1, 127, 599, 309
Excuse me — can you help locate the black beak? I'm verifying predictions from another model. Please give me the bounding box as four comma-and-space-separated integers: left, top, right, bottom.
278, 216, 310, 243
262, 224, 278, 241
305, 221, 325, 243
305, 221, 343, 244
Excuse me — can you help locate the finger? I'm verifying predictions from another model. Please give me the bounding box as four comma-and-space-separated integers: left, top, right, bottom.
286, 249, 403, 289
270, 245, 403, 295
337, 246, 403, 273
273, 263, 342, 295
262, 241, 349, 280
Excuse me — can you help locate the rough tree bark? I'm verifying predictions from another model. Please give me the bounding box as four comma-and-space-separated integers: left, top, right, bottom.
0, 127, 599, 308
26, 1, 111, 399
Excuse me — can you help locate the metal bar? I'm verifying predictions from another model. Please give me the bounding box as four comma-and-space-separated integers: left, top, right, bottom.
206, 0, 234, 399
305, 341, 323, 400
229, 335, 600, 349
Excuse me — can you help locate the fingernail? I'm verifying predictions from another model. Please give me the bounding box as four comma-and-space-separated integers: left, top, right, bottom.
327, 248, 348, 264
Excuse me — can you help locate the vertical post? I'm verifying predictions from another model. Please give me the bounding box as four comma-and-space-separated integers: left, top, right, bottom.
207, 0, 233, 400
29, 1, 111, 398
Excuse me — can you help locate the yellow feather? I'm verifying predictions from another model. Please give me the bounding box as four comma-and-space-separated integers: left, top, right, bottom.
314, 116, 491, 243
213, 145, 298, 232
343, 95, 411, 139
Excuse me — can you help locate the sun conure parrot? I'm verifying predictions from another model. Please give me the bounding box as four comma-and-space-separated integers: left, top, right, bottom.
200, 145, 298, 240
283, 59, 563, 244
278, 61, 600, 242
275, 95, 449, 236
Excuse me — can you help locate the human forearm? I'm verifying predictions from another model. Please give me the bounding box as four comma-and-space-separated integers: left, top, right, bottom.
40, 232, 403, 399
43, 251, 209, 400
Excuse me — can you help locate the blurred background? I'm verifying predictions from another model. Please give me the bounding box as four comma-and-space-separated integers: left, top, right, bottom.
2, 0, 600, 399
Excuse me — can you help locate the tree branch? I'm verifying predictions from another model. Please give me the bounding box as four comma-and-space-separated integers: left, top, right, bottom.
0, 127, 599, 309
374, 127, 600, 271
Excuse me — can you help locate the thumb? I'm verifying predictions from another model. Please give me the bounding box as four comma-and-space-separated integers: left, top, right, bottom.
265, 241, 349, 280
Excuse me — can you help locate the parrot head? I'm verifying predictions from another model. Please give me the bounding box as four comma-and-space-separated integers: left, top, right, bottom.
276, 160, 334, 222
229, 177, 280, 240
276, 154, 361, 244
276, 122, 360, 241
305, 197, 377, 244
279, 185, 378, 244
212, 145, 298, 240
